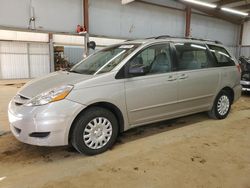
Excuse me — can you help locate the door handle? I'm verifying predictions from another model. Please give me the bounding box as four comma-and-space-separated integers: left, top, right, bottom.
167, 75, 177, 81
179, 74, 188, 80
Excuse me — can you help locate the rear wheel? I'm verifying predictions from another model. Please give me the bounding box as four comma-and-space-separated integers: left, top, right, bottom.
208, 90, 232, 119
70, 107, 118, 155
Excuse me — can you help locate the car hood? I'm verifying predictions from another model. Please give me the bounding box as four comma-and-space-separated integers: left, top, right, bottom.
18, 71, 93, 98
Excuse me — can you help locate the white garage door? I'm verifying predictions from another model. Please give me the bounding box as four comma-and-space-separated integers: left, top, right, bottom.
0, 41, 50, 79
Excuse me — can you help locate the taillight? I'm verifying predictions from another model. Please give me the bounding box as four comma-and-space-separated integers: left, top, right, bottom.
236, 64, 241, 73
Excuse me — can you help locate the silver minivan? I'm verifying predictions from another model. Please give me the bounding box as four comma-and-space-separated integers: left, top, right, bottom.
8, 37, 241, 155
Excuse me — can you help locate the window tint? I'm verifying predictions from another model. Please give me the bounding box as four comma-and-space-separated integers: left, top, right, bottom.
174, 43, 212, 71
128, 43, 172, 76
207, 45, 235, 67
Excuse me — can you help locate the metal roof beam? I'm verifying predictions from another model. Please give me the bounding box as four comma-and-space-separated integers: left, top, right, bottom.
233, 4, 250, 10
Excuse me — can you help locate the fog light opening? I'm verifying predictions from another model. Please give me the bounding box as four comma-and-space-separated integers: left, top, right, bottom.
29, 132, 50, 138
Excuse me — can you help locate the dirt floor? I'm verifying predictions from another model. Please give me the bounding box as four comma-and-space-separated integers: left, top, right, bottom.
0, 81, 250, 188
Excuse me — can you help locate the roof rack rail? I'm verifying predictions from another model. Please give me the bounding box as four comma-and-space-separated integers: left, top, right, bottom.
155, 35, 171, 39
152, 35, 223, 44
189, 37, 223, 44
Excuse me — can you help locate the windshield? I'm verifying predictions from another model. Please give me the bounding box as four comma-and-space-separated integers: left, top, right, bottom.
70, 44, 140, 75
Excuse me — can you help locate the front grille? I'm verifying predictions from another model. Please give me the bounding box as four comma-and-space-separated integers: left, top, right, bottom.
242, 84, 250, 89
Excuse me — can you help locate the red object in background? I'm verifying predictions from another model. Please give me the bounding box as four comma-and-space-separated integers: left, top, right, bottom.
76, 25, 86, 33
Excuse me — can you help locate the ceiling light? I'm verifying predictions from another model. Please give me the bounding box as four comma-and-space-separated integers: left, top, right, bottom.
0, 177, 6, 182
221, 7, 248, 16
182, 0, 217, 8
121, 0, 135, 5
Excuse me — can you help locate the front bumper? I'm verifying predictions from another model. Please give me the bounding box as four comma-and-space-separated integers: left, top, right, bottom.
240, 80, 250, 91
8, 99, 85, 146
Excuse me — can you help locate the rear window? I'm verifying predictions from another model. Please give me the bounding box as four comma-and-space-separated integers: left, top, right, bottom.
207, 45, 235, 67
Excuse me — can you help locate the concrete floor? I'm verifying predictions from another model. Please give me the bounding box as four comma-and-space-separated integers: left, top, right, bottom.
0, 82, 250, 188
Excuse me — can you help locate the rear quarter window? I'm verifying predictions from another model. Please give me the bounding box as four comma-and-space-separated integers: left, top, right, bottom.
207, 45, 235, 67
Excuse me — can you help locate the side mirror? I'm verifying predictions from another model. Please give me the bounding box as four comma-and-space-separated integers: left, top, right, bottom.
87, 41, 96, 50
128, 66, 146, 76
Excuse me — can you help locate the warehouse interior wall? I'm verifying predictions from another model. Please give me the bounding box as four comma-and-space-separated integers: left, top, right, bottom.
242, 21, 250, 46
0, 0, 242, 59
0, 0, 82, 32
0, 0, 240, 45
89, 0, 185, 39
89, 0, 240, 48
191, 14, 239, 47
240, 21, 250, 58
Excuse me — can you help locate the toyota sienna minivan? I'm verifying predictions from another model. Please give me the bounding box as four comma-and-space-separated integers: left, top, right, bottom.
8, 37, 241, 155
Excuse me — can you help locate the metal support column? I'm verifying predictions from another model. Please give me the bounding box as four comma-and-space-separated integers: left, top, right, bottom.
49, 33, 54, 72
185, 6, 191, 38
83, 0, 89, 32
84, 32, 89, 57
27, 43, 31, 78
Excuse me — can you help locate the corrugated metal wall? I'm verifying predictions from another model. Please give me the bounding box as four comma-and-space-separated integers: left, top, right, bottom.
242, 21, 250, 46
89, 0, 185, 39
227, 47, 240, 59
0, 0, 82, 33
0, 0, 242, 78
240, 47, 250, 58
0, 0, 241, 47
0, 42, 29, 79
88, 0, 240, 58
29, 43, 50, 78
191, 14, 239, 47
0, 41, 50, 79
89, 0, 239, 46
64, 46, 84, 65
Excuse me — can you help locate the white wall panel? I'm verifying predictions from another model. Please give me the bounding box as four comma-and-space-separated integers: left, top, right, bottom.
0, 30, 48, 42
53, 34, 85, 46
240, 47, 250, 58
0, 41, 50, 79
0, 54, 29, 79
64, 46, 84, 65
29, 43, 50, 78
29, 43, 49, 54
242, 21, 250, 46
227, 47, 239, 58
30, 55, 50, 78
0, 42, 29, 79
89, 37, 125, 46
191, 14, 239, 46
0, 0, 82, 33
89, 0, 185, 39
0, 41, 27, 53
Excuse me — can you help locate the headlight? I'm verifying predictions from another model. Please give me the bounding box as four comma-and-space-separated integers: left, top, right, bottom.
24, 85, 73, 106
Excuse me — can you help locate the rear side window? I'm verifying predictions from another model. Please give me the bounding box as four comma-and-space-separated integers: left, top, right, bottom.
207, 45, 235, 67
174, 43, 212, 71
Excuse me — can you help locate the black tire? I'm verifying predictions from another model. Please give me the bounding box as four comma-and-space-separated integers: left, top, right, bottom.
208, 90, 232, 120
70, 107, 118, 155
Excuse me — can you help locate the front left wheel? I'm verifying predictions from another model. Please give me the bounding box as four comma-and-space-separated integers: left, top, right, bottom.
70, 107, 118, 155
